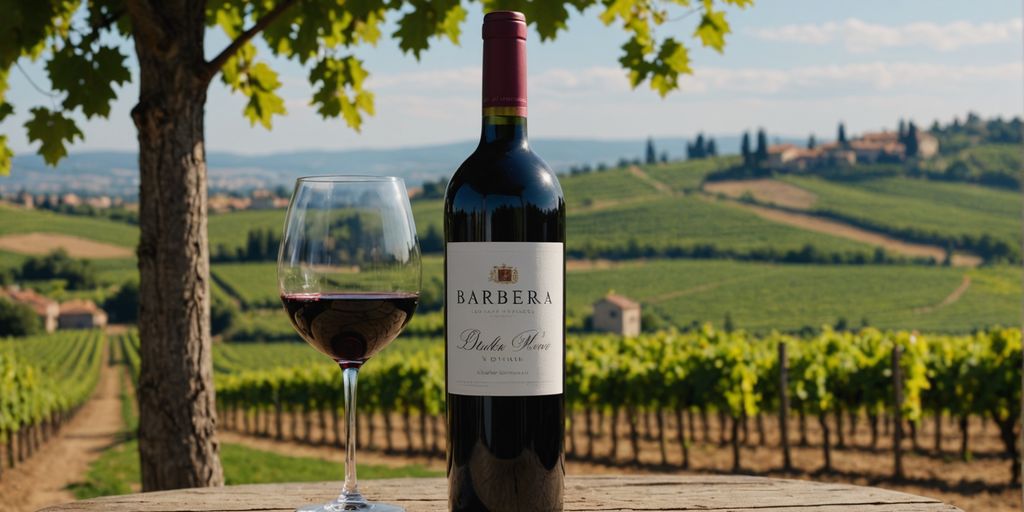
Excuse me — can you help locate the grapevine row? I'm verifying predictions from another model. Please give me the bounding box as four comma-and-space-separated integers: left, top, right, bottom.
0, 330, 105, 478
212, 327, 1020, 483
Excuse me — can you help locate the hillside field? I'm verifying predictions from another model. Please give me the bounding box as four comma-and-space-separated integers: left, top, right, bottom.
208, 257, 1019, 334
780, 175, 1020, 250
2, 156, 1020, 333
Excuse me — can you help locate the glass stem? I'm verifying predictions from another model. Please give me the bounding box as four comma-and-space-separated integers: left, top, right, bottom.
342, 366, 364, 502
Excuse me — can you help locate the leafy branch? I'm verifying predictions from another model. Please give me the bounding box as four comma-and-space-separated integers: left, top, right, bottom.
203, 0, 301, 86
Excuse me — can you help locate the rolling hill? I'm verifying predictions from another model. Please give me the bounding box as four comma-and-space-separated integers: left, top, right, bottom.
1, 154, 1020, 332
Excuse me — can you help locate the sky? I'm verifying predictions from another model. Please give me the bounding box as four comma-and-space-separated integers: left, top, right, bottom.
2, 0, 1022, 155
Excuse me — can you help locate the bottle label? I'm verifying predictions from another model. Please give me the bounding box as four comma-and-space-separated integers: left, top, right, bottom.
446, 242, 564, 396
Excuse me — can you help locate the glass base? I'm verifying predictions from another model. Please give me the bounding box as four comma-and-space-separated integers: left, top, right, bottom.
297, 492, 405, 512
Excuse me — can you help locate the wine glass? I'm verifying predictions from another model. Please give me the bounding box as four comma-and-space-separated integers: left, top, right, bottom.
278, 176, 421, 512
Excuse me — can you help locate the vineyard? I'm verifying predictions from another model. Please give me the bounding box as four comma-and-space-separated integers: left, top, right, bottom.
119, 328, 1024, 486
0, 331, 105, 478
779, 175, 1020, 261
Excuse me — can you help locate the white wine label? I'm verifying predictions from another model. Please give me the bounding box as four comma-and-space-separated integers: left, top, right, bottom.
446, 242, 564, 396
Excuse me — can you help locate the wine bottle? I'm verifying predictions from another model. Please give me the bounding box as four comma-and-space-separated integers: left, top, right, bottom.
444, 10, 566, 512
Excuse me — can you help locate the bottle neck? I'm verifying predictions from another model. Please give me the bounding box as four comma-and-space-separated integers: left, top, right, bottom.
480, 111, 527, 147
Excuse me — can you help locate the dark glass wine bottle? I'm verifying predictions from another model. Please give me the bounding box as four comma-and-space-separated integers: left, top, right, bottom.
444, 10, 566, 512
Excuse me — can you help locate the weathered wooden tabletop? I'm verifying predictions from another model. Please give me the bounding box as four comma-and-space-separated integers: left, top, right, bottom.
41, 475, 963, 511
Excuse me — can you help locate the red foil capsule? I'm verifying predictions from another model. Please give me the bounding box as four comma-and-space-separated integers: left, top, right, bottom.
482, 11, 527, 117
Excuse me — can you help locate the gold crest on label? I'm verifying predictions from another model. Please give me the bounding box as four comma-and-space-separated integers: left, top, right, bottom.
489, 264, 518, 284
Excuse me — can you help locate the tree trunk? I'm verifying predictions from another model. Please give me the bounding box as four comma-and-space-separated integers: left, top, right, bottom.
834, 408, 845, 448
656, 409, 667, 466
318, 407, 328, 445
741, 410, 750, 445
818, 413, 831, 472
909, 420, 920, 452
331, 404, 342, 448
731, 415, 741, 473
290, 405, 299, 441
419, 408, 428, 454
686, 408, 696, 444
431, 415, 442, 456
275, 401, 284, 441
756, 413, 766, 446
366, 411, 376, 450
609, 407, 620, 460
403, 409, 414, 455
933, 412, 942, 454
848, 410, 858, 444
992, 414, 1020, 485
130, 0, 223, 491
959, 415, 970, 461
718, 410, 727, 446
643, 410, 654, 441
384, 412, 394, 452
869, 413, 879, 449
700, 408, 709, 443
627, 406, 640, 465
6, 433, 14, 468
675, 406, 689, 469
798, 411, 808, 446
567, 412, 576, 457
585, 407, 594, 459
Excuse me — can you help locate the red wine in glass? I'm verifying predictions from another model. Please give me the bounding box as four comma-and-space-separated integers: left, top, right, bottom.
281, 292, 419, 367
278, 175, 421, 512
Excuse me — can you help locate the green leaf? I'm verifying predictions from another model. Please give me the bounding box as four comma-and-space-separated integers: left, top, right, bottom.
394, 8, 434, 59
441, 5, 467, 44
309, 55, 374, 131
242, 62, 286, 129
46, 44, 131, 118
0, 135, 12, 176
24, 107, 82, 165
694, 9, 730, 53
599, 0, 633, 25
393, 0, 464, 59
0, 102, 13, 122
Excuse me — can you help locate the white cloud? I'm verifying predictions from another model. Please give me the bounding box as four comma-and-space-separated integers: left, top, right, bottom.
526, 61, 1021, 97
752, 18, 1023, 53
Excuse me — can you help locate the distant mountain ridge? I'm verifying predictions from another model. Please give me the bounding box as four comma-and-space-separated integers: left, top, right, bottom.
0, 135, 794, 196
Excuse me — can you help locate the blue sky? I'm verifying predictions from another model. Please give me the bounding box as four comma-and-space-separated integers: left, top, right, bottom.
2, 1, 1021, 155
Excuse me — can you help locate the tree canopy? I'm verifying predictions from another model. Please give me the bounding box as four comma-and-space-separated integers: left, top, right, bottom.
1, 0, 752, 174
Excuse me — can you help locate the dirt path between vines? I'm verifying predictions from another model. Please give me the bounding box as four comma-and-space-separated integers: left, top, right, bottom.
628, 165, 675, 195
0, 233, 133, 259
0, 341, 123, 512
914, 275, 972, 314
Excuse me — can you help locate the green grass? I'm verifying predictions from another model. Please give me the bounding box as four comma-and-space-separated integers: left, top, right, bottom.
0, 250, 26, 270
209, 254, 1018, 334
411, 199, 443, 240
208, 209, 287, 252
567, 196, 877, 256
221, 443, 440, 484
782, 175, 1020, 248
561, 166, 663, 209
840, 176, 1019, 220
566, 259, 1020, 332
212, 263, 279, 308
0, 203, 137, 247
70, 440, 441, 499
92, 257, 138, 284
68, 440, 141, 498
643, 156, 739, 193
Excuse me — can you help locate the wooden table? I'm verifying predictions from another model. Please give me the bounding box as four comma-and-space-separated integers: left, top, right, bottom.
42, 475, 963, 511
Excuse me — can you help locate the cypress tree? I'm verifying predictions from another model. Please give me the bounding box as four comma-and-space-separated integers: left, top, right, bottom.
741, 132, 752, 167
